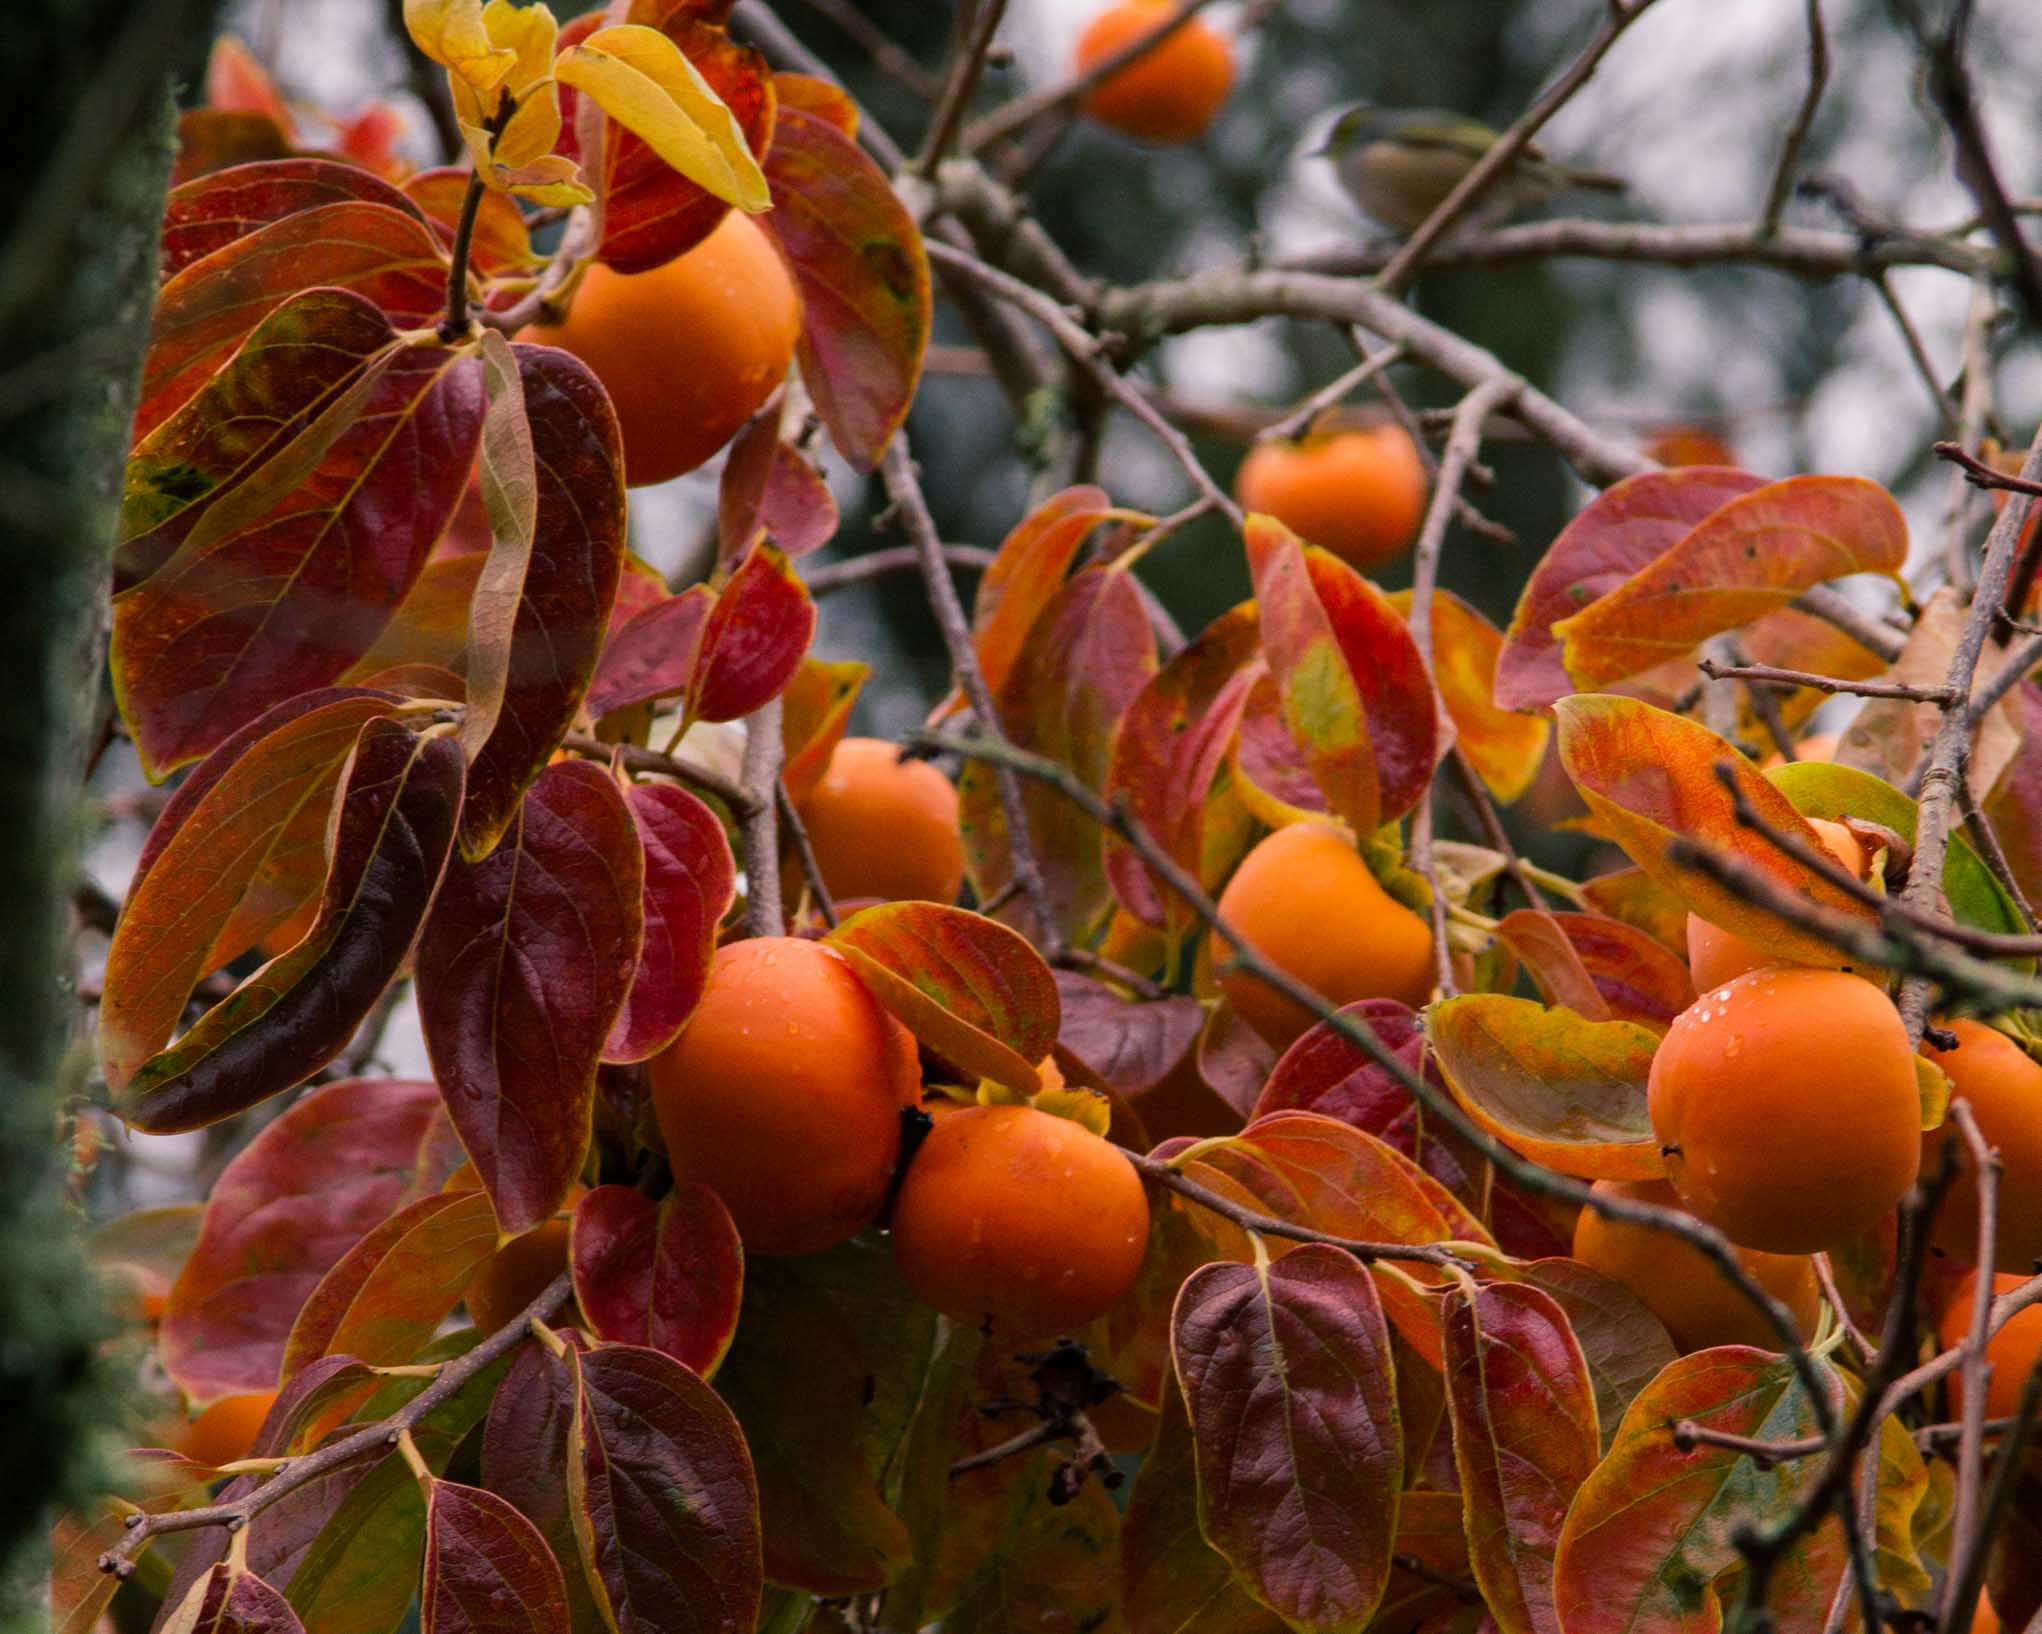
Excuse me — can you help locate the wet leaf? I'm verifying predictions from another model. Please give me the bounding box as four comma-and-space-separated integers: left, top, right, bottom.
1495, 910, 1694, 1029
605, 781, 736, 1063
1441, 1281, 1598, 1634
419, 760, 643, 1234
758, 73, 929, 468
1388, 587, 1549, 802
1245, 514, 1438, 836
1553, 475, 1907, 692
1553, 694, 1877, 967
1506, 1259, 1678, 1455
160, 1076, 444, 1400
1428, 994, 1665, 1181
458, 344, 628, 857
688, 542, 815, 724
137, 201, 449, 439
1173, 1245, 1401, 1632
1552, 1350, 1844, 1634
828, 899, 1059, 1090
422, 1476, 570, 1634
485, 1338, 606, 1634
568, 1343, 764, 1634
1499, 468, 1765, 710
570, 1183, 744, 1375
120, 724, 464, 1132
1106, 602, 1261, 931
100, 688, 403, 1091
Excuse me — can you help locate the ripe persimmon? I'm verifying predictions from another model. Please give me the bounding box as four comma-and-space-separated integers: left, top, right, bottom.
1649, 968, 1920, 1253
1939, 1271, 2042, 1421
1074, 0, 1235, 145
1215, 822, 1435, 1050
1685, 817, 1866, 991
521, 210, 800, 487
1642, 426, 1739, 469
178, 1392, 277, 1468
890, 1103, 1150, 1337
1571, 1179, 1820, 1353
1235, 427, 1428, 572
1923, 1019, 2042, 1272
796, 738, 964, 905
651, 937, 920, 1255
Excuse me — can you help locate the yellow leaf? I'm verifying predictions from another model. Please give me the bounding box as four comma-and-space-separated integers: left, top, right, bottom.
554, 24, 771, 214
460, 118, 590, 206
403, 0, 515, 91
494, 77, 563, 170
484, 0, 556, 94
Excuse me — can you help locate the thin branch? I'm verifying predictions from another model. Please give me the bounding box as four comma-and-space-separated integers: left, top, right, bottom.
804, 544, 997, 594
1127, 1150, 1477, 1270
1940, 279, 1997, 595
729, 1, 907, 171
925, 239, 1243, 524
561, 733, 758, 817
739, 696, 786, 938
775, 780, 838, 929
1696, 657, 1956, 703
1875, 272, 1962, 441
1895, 422, 2042, 1041
1759, 0, 1830, 236
1259, 346, 1407, 445
914, 0, 1010, 176
1938, 439, 2042, 499
961, 0, 1227, 154
793, 0, 942, 99
99, 1274, 574, 1575
1940, 1097, 2002, 1624
1375, 0, 1666, 294
879, 438, 1061, 952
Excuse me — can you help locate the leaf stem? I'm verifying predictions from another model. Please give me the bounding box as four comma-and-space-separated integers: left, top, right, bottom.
440, 166, 490, 343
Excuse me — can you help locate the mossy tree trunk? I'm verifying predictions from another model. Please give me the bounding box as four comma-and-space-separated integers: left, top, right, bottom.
0, 0, 216, 1589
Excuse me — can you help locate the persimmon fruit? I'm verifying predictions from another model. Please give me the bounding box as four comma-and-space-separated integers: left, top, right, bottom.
1235, 426, 1428, 572
1215, 822, 1435, 1050
796, 737, 965, 905
890, 1103, 1150, 1337
1684, 817, 1865, 991
1648, 967, 1920, 1253
1074, 0, 1235, 145
1923, 1019, 2042, 1272
521, 209, 800, 487
178, 1391, 277, 1468
1939, 1271, 2042, 1422
651, 937, 921, 1255
1571, 1179, 1820, 1353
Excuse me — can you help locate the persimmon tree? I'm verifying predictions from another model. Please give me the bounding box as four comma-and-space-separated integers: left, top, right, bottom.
37, 3, 2042, 1634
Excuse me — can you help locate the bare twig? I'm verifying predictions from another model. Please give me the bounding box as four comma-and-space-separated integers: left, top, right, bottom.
1696, 657, 1956, 703
1259, 346, 1407, 445
739, 697, 786, 937
961, 0, 1227, 153
914, 0, 1010, 176
99, 1274, 574, 1574
1876, 273, 1962, 441
1759, 0, 1830, 237
561, 733, 757, 817
775, 780, 838, 929
1939, 279, 1997, 594
805, 544, 997, 594
793, 0, 941, 99
880, 439, 1061, 951
1374, 0, 1666, 293
1940, 1097, 2003, 1626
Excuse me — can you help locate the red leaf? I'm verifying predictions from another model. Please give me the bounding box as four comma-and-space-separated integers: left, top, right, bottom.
160, 158, 424, 280
1441, 1282, 1599, 1634
561, 4, 775, 275
1105, 602, 1260, 931
779, 657, 870, 807
280, 1189, 499, 1385
458, 345, 628, 858
1495, 909, 1695, 1028
827, 899, 1061, 1083
758, 75, 930, 469
1053, 971, 1204, 1099
119, 723, 464, 1132
173, 111, 295, 187
114, 327, 484, 777
1172, 1246, 1402, 1631
484, 1340, 606, 1634
1231, 666, 1334, 824
159, 1077, 443, 1401
160, 1561, 306, 1633
100, 688, 402, 1091
1386, 587, 1550, 803
422, 1478, 571, 1634
963, 486, 1120, 706
1245, 514, 1439, 834
567, 1344, 763, 1634
418, 760, 644, 1234
570, 1184, 744, 1375
136, 201, 449, 439
717, 396, 838, 559
587, 586, 715, 721
606, 781, 736, 1063
688, 543, 816, 724
1497, 467, 1764, 710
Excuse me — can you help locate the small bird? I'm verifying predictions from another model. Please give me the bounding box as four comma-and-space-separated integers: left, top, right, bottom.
1316, 105, 1624, 235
